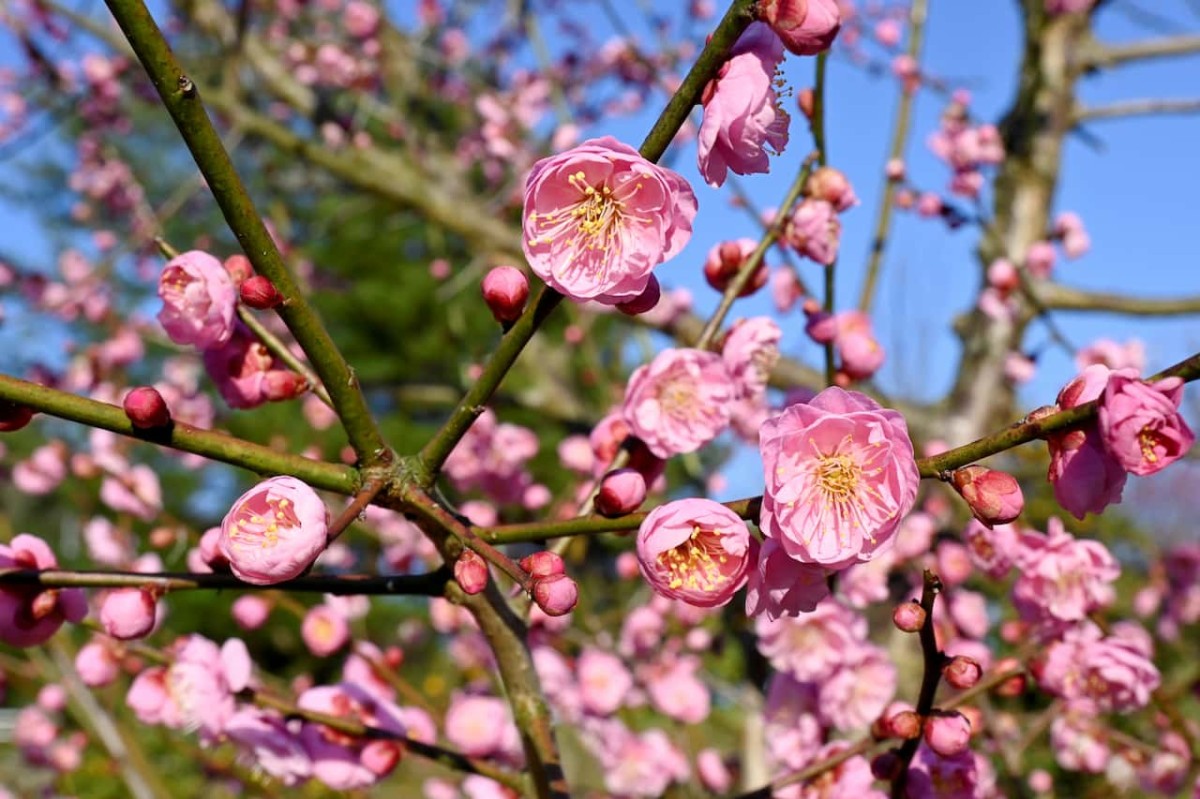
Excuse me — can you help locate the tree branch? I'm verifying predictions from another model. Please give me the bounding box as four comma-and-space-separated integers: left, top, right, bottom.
1075, 97, 1200, 121
1038, 282, 1200, 315
1083, 33, 1200, 68
0, 567, 450, 595
0, 374, 359, 494
102, 0, 390, 467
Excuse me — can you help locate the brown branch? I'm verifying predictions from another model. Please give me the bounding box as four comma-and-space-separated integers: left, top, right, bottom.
1038, 282, 1200, 315
0, 567, 450, 595
1082, 33, 1200, 68
1075, 97, 1200, 121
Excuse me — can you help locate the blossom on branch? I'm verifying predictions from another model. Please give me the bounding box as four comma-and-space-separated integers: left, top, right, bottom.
522, 136, 697, 304
622, 347, 736, 458
0, 534, 87, 647
156, 250, 237, 349
218, 476, 329, 585
636, 498, 753, 607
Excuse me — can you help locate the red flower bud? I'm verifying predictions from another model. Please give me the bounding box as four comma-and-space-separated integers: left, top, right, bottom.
453, 550, 489, 595
892, 600, 926, 633
943, 655, 983, 690
520, 550, 565, 579
951, 466, 1024, 527
0, 400, 35, 432
616, 275, 661, 316
481, 266, 529, 323
262, 371, 309, 401
123, 387, 171, 429
594, 468, 647, 517
224, 254, 254, 286
531, 573, 578, 616
240, 275, 282, 309
887, 710, 922, 739
703, 240, 767, 297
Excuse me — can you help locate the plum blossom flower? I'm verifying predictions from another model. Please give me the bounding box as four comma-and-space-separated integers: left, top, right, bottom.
755, 600, 866, 682
759, 388, 919, 569
522, 137, 697, 304
785, 198, 840, 265
1097, 374, 1194, 476
745, 538, 830, 619
760, 0, 843, 56
298, 682, 407, 790
156, 250, 236, 349
218, 476, 329, 585
622, 348, 736, 458
636, 498, 753, 607
0, 534, 87, 647
203, 324, 308, 410
1046, 365, 1128, 518
697, 23, 790, 187
1011, 518, 1118, 630
126, 635, 251, 738
224, 708, 312, 786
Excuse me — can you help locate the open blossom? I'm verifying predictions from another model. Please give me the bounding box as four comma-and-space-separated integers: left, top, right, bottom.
218, 476, 329, 585
1012, 518, 1118, 629
0, 534, 87, 647
622, 348, 735, 458
759, 388, 919, 569
298, 682, 406, 790
723, 316, 782, 399
637, 499, 753, 607
697, 23, 789, 188
1097, 373, 1194, 475
785, 198, 840, 265
126, 635, 251, 738
156, 250, 237, 349
1038, 623, 1160, 712
745, 538, 830, 619
522, 136, 697, 304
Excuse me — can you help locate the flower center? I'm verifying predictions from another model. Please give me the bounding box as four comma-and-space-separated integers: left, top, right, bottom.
233, 495, 301, 548
528, 171, 647, 275
659, 379, 697, 418
815, 454, 862, 502
1139, 426, 1165, 463
656, 525, 729, 592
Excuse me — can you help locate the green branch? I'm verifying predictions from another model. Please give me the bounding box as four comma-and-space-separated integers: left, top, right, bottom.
0, 374, 358, 493
0, 567, 449, 595
102, 0, 389, 466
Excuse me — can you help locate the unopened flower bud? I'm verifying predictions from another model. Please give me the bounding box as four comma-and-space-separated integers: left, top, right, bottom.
0, 400, 36, 432
893, 600, 926, 633
943, 655, 983, 690
531, 573, 578, 616
595, 468, 647, 517
923, 711, 972, 757
703, 240, 767, 297
99, 588, 157, 640
224, 254, 254, 286
123, 387, 171, 430
887, 710, 922, 739
951, 466, 1024, 527
481, 266, 529, 323
616, 275, 661, 316
240, 275, 282, 309
885, 158, 906, 181
992, 657, 1027, 697
797, 87, 815, 119
987, 258, 1019, 292
520, 550, 565, 579
870, 751, 903, 780
453, 550, 489, 595
361, 740, 402, 776
262, 371, 309, 401
807, 166, 858, 212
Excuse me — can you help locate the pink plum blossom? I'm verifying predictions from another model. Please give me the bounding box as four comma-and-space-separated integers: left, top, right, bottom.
760, 0, 842, 55
298, 682, 407, 790
1011, 518, 1119, 629
444, 693, 517, 757
1038, 623, 1160, 712
156, 250, 236, 349
785, 198, 841, 265
1046, 365, 1128, 518
759, 387, 919, 568
697, 23, 789, 187
301, 603, 351, 656
0, 534, 87, 647
1097, 373, 1194, 475
522, 137, 696, 304
636, 498, 753, 607
621, 347, 735, 458
203, 323, 307, 410
218, 476, 329, 585
755, 600, 866, 681
578, 647, 634, 717
98, 588, 157, 640
224, 708, 313, 786
745, 537, 830, 619
126, 635, 251, 738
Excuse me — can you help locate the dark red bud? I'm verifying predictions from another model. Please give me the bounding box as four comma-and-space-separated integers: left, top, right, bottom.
240, 275, 282, 309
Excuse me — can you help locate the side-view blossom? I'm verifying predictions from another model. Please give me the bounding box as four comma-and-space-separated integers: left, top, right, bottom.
0, 534, 88, 647
622, 347, 735, 458
784, 198, 841, 265
1097, 373, 1194, 476
297, 682, 406, 790
950, 466, 1024, 527
759, 387, 919, 568
745, 538, 830, 619
636, 498, 753, 607
522, 136, 697, 304
218, 476, 329, 585
759, 0, 842, 56
697, 23, 789, 187
156, 250, 237, 349
1045, 365, 1127, 518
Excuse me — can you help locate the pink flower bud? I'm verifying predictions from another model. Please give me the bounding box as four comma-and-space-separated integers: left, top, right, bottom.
239, 275, 282, 309
797, 87, 815, 119
703, 240, 766, 297
885, 158, 906, 181
481, 266, 529, 323
231, 595, 272, 630
923, 711, 972, 757
261, 371, 309, 402
218, 476, 329, 585
887, 709, 922, 739
987, 258, 1019, 292
595, 468, 647, 517
807, 166, 858, 212
0, 400, 35, 432
943, 655, 983, 690
123, 387, 171, 430
951, 466, 1024, 527
893, 601, 926, 632
759, 0, 841, 55
454, 550, 489, 595
98, 588, 157, 640
224, 254, 254, 286
616, 274, 662, 316
520, 550, 565, 579
361, 740, 402, 776
531, 573, 578, 616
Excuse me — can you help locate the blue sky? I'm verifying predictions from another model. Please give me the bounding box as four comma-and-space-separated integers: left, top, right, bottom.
1, 0, 1199, 502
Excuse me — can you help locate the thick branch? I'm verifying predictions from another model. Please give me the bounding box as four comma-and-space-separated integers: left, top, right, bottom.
1075, 97, 1200, 121
0, 374, 358, 494
102, 0, 389, 466
1082, 33, 1200, 68
1039, 282, 1200, 315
